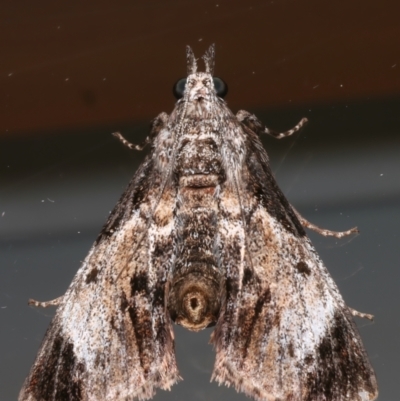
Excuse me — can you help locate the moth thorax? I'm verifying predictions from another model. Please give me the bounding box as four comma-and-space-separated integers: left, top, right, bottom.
168, 272, 220, 332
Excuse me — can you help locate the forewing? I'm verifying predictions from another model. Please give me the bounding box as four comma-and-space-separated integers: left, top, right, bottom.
211, 131, 378, 401
20, 156, 180, 401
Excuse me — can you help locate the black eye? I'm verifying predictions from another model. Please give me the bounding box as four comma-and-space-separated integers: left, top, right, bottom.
213, 77, 228, 98
173, 77, 228, 99
173, 78, 186, 99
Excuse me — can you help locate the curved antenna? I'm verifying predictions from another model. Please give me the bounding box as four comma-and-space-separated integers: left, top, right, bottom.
186, 46, 197, 75
202, 43, 215, 75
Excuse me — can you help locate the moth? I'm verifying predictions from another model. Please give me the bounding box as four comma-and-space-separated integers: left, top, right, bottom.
20, 44, 378, 401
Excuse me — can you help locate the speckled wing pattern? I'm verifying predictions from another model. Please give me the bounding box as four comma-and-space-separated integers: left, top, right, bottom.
19, 149, 181, 400
20, 44, 377, 401
211, 125, 378, 401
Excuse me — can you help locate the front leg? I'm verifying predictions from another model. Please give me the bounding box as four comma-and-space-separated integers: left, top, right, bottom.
236, 110, 308, 139
113, 112, 169, 150
28, 296, 63, 308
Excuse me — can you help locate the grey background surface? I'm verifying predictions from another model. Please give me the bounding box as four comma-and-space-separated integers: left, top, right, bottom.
1, 1, 399, 400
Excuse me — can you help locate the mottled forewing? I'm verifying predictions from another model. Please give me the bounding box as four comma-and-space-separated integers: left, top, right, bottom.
19, 152, 180, 401
211, 129, 378, 401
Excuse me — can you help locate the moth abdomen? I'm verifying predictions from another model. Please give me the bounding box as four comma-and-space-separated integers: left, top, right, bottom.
170, 133, 224, 331
170, 192, 221, 331
168, 270, 221, 331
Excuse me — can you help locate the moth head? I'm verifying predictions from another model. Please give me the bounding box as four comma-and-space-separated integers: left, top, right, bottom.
168, 272, 221, 332
173, 44, 228, 101
173, 76, 228, 101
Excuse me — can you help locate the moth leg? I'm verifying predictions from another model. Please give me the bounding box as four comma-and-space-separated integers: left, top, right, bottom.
28, 296, 63, 308
292, 206, 359, 238
112, 131, 150, 151
349, 307, 374, 321
112, 112, 169, 151
236, 109, 308, 139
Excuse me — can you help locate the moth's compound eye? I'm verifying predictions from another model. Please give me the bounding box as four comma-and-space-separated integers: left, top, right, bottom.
213, 77, 228, 98
173, 78, 187, 99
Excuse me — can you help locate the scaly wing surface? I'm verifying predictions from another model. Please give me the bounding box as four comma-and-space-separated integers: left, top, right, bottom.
20, 155, 180, 401
212, 127, 378, 401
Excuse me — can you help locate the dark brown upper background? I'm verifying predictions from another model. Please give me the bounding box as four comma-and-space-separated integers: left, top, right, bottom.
1, 0, 399, 135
